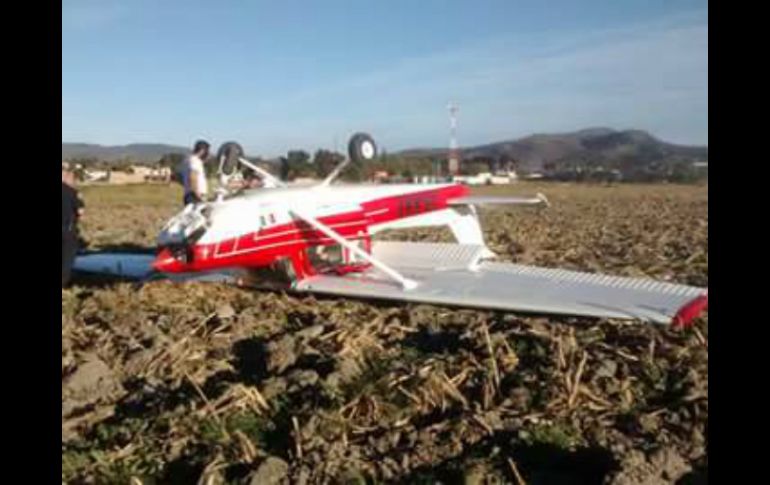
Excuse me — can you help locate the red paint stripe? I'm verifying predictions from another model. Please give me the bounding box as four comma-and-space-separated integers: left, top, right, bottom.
672, 293, 708, 328
189, 218, 369, 271
360, 185, 468, 225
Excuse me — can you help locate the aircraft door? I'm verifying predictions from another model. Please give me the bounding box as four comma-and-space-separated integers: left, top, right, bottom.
304, 209, 372, 275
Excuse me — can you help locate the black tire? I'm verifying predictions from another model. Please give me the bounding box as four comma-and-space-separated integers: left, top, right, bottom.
216, 142, 245, 177
348, 133, 377, 164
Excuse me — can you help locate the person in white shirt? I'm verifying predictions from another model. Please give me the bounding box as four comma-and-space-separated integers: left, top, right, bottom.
181, 140, 210, 206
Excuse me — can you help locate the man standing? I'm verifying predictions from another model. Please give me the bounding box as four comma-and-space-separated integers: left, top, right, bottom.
181, 140, 210, 206
62, 163, 85, 287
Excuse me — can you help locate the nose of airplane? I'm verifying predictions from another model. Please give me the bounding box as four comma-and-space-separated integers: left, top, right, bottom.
153, 247, 187, 273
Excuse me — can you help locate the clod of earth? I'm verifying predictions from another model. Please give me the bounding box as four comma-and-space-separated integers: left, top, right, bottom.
249, 456, 289, 485
62, 356, 124, 415
605, 448, 692, 485
263, 335, 300, 374
216, 303, 236, 320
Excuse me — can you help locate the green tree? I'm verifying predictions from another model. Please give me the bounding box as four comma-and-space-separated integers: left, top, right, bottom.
159, 153, 185, 183
280, 150, 314, 180
312, 149, 345, 178
158, 153, 184, 168
460, 162, 489, 176
287, 150, 310, 166
669, 160, 699, 183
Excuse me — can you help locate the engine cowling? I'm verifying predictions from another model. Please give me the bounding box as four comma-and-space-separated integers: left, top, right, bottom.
157, 204, 211, 248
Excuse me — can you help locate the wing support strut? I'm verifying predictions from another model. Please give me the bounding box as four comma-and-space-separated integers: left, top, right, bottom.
290, 209, 418, 290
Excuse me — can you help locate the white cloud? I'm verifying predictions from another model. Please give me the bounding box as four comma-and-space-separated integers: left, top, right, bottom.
235, 9, 707, 154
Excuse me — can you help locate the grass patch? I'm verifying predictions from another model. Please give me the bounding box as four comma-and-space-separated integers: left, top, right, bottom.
197, 394, 296, 458
521, 422, 581, 450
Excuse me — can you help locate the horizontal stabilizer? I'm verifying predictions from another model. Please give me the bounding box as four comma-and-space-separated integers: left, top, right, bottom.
448, 193, 549, 207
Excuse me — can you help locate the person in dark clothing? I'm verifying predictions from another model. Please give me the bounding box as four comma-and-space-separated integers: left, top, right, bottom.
62, 164, 84, 287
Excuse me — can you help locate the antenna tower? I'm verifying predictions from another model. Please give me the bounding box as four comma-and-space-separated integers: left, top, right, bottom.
448, 102, 460, 175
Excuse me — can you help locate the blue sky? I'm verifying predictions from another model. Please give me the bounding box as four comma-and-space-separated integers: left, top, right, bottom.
62, 0, 708, 156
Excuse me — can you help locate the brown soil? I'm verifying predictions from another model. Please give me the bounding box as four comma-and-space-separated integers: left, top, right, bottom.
63, 182, 707, 484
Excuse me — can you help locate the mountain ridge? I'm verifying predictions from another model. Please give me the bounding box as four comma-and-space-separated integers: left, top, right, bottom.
397, 127, 707, 172
63, 128, 707, 172
62, 142, 188, 162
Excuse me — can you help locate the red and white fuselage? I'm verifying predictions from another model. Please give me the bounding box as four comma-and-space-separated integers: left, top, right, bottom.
153, 183, 476, 279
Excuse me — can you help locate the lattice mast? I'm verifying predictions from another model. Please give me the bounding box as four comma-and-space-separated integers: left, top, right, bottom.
448, 102, 460, 175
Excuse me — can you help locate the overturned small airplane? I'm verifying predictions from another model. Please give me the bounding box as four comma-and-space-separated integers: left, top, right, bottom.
74, 133, 708, 327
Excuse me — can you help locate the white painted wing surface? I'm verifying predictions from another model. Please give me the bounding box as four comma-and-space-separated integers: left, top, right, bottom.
295, 242, 707, 326
71, 243, 708, 326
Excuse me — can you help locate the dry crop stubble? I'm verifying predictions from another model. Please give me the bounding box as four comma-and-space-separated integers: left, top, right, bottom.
63, 182, 707, 484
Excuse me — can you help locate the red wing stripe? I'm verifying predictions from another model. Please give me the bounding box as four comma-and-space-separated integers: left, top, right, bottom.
671, 292, 708, 328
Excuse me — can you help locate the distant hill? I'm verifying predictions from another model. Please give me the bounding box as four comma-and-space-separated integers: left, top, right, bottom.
62, 143, 188, 162
63, 128, 708, 174
398, 128, 708, 173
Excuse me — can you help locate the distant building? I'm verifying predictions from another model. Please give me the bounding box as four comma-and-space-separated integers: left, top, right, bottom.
453, 172, 518, 186
82, 169, 110, 183
372, 171, 389, 183
448, 155, 460, 175
145, 166, 172, 183
413, 175, 448, 184
80, 165, 171, 185
691, 161, 708, 181
290, 177, 320, 186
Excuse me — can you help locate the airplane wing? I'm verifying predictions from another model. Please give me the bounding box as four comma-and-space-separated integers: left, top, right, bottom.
72, 252, 243, 283
72, 241, 707, 327
73, 252, 155, 279
294, 242, 707, 327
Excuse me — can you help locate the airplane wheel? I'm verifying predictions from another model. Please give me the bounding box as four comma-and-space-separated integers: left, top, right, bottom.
348, 133, 377, 163
217, 141, 245, 177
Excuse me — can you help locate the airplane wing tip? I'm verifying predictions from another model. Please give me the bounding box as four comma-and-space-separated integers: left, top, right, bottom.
671, 292, 709, 329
